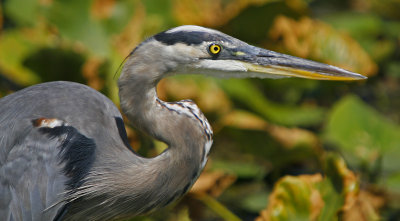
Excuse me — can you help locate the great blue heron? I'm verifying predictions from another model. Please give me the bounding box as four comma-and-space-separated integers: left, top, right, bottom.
0, 25, 366, 220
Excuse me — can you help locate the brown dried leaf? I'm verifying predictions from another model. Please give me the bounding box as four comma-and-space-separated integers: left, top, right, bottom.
327, 155, 384, 220
269, 16, 377, 76
266, 124, 319, 149
219, 110, 319, 149
190, 171, 236, 197
333, 155, 359, 211
285, 0, 308, 12
256, 154, 384, 221
219, 110, 269, 131
159, 78, 199, 101
91, 0, 116, 20
113, 1, 146, 56
172, 0, 272, 27
124, 122, 140, 152
82, 57, 104, 90
197, 82, 231, 114
160, 78, 231, 114
39, 0, 52, 6
342, 190, 385, 221
355, 0, 400, 20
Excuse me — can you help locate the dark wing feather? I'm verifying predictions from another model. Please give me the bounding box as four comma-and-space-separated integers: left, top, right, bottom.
0, 81, 124, 221
0, 121, 98, 221
0, 121, 68, 221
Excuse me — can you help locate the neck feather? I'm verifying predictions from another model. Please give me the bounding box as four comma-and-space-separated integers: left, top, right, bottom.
114, 59, 213, 217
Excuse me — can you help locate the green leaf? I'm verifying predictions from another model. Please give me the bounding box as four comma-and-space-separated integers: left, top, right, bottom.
385, 173, 400, 194
0, 30, 43, 85
99, 1, 136, 35
258, 174, 323, 221
322, 12, 397, 62
46, 0, 110, 56
143, 0, 174, 27
240, 190, 269, 213
318, 153, 353, 221
317, 180, 343, 221
257, 153, 361, 221
324, 96, 400, 168
324, 95, 400, 192
4, 0, 40, 26
195, 194, 241, 221
218, 79, 326, 126
387, 61, 400, 78
211, 160, 267, 179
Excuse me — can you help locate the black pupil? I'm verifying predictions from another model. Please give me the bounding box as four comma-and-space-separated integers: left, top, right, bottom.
213, 46, 218, 52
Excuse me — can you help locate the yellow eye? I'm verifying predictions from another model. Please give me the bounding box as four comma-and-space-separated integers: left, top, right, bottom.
209, 44, 221, 55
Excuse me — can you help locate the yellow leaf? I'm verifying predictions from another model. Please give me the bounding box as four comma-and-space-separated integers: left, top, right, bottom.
256, 174, 324, 221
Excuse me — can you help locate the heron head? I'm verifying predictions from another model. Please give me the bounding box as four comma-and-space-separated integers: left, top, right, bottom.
124, 25, 366, 82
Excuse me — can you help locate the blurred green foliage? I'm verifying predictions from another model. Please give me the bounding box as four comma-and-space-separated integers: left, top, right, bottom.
1, 0, 399, 220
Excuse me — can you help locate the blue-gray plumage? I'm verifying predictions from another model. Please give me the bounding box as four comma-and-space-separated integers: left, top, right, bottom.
0, 25, 366, 221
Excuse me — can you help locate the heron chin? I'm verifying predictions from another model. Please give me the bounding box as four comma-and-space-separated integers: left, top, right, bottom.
0, 25, 366, 220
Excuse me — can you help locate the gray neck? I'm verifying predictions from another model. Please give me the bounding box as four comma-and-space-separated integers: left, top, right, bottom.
118, 58, 209, 147
105, 56, 211, 218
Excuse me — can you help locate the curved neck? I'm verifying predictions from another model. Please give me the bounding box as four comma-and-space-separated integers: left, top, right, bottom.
119, 73, 209, 147
114, 58, 212, 216
118, 53, 213, 147
64, 51, 213, 220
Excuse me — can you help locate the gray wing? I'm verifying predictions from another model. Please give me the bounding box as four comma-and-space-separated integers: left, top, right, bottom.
0, 118, 100, 221
0, 81, 123, 221
0, 119, 68, 221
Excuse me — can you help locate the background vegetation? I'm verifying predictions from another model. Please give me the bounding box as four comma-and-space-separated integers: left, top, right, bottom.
1, 0, 399, 220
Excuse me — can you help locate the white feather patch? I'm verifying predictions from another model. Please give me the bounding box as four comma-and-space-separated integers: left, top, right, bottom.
166, 25, 219, 34
34, 118, 65, 128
